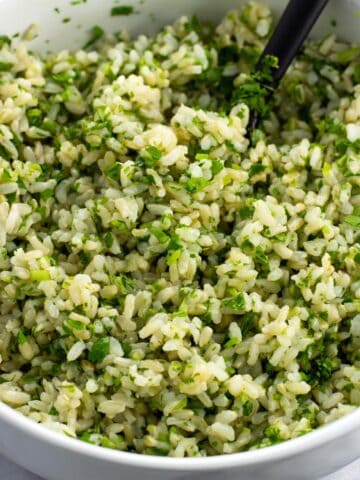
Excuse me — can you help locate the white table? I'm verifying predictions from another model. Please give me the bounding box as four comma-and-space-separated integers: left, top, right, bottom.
0, 454, 359, 480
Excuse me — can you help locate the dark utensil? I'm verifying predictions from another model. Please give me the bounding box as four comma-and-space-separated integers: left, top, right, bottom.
248, 0, 329, 131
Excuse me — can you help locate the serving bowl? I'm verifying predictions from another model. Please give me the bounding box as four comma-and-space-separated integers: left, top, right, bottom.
0, 0, 359, 479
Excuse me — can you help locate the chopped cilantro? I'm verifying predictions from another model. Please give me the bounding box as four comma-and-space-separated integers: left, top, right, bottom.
111, 6, 134, 16
264, 425, 281, 443
0, 35, 11, 48
184, 177, 210, 193
352, 64, 360, 84
336, 47, 360, 63
112, 273, 136, 295
49, 406, 58, 416
224, 337, 241, 348
88, 336, 110, 362
249, 163, 266, 176
40, 189, 54, 201
218, 45, 239, 66
241, 312, 256, 336
0, 62, 12, 71
121, 341, 132, 356
316, 118, 345, 136
141, 146, 162, 167
167, 248, 182, 266
83, 25, 104, 49
1, 168, 12, 181
65, 319, 86, 331
254, 246, 269, 270
110, 220, 128, 231
52, 71, 74, 85
243, 400, 253, 416
30, 270, 51, 281
105, 162, 121, 181
184, 15, 202, 36
299, 340, 340, 384
167, 234, 182, 252
16, 328, 27, 345
239, 205, 254, 220
232, 55, 278, 119
344, 212, 360, 227
104, 232, 114, 248
149, 227, 170, 244
211, 159, 223, 176
223, 293, 246, 312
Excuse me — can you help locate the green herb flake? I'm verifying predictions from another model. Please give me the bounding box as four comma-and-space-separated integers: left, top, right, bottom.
30, 270, 51, 281
254, 246, 270, 270
104, 232, 114, 248
16, 328, 28, 345
83, 25, 104, 49
121, 341, 132, 357
232, 55, 279, 119
224, 337, 241, 348
105, 162, 121, 181
111, 6, 134, 16
167, 234, 182, 252
1, 168, 12, 182
141, 145, 162, 167
0, 35, 11, 48
49, 406, 58, 416
249, 164, 266, 177
110, 220, 128, 231
344, 212, 360, 227
27, 108, 42, 127
239, 205, 254, 220
167, 248, 182, 266
40, 189, 54, 201
352, 64, 360, 84
184, 177, 210, 193
243, 400, 253, 416
264, 425, 281, 443
223, 293, 246, 312
336, 47, 360, 63
112, 273, 137, 295
149, 227, 170, 244
88, 336, 110, 362
173, 397, 188, 411
0, 62, 13, 71
65, 319, 86, 331
211, 159, 223, 176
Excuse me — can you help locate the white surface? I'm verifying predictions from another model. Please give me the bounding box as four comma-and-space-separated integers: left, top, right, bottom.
0, 454, 359, 480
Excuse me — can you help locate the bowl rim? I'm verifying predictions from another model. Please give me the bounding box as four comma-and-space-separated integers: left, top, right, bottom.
0, 0, 359, 471
0, 401, 359, 470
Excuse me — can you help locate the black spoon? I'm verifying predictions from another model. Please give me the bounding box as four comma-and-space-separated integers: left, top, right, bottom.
248, 0, 329, 131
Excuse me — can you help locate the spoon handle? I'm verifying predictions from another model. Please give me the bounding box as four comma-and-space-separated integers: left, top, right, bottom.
256, 0, 329, 85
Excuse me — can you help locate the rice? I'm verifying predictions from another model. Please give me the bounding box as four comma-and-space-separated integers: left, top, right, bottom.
0, 1, 359, 457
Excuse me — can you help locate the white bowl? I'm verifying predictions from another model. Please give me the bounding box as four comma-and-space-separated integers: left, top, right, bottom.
0, 1, 359, 479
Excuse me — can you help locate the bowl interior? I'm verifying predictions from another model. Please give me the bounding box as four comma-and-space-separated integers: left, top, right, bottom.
0, 0, 360, 476
0, 0, 360, 53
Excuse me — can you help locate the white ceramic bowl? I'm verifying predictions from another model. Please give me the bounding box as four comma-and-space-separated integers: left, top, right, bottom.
0, 1, 359, 479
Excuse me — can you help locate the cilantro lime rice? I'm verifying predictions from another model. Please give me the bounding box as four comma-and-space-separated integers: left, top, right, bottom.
0, 1, 359, 457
